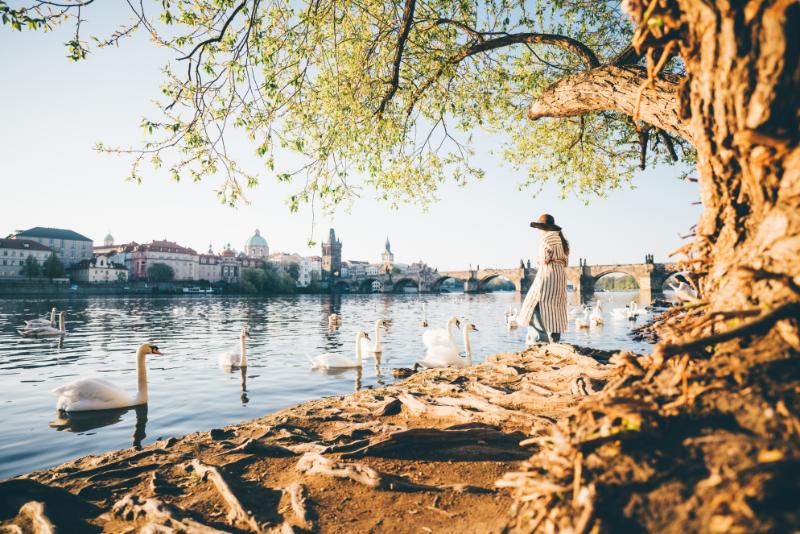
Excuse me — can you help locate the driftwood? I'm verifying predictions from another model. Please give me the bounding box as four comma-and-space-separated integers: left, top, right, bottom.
110, 494, 225, 533
284, 482, 314, 531
190, 459, 262, 533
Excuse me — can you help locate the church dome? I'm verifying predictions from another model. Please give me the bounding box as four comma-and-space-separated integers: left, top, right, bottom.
245, 229, 268, 248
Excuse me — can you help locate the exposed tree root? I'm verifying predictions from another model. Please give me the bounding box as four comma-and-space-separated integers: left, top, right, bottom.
109, 494, 226, 533
190, 459, 262, 533
284, 483, 314, 531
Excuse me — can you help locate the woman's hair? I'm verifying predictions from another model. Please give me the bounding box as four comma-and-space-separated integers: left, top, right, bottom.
541, 214, 570, 257
558, 231, 570, 257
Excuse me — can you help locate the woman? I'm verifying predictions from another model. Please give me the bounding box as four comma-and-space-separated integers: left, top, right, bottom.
519, 214, 569, 343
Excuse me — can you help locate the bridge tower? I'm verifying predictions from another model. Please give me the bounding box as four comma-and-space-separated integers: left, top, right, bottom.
321, 228, 342, 286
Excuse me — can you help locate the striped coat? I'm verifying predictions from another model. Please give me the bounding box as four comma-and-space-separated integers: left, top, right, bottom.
519, 231, 568, 333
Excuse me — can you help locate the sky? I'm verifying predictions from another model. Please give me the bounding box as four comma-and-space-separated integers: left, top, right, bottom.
0, 6, 701, 271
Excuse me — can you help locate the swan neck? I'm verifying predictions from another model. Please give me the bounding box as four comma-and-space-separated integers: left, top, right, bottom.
447, 317, 456, 344
463, 329, 472, 358
59, 313, 65, 332
355, 334, 364, 366
136, 346, 148, 403
373, 321, 382, 351
240, 333, 248, 367
50, 308, 56, 324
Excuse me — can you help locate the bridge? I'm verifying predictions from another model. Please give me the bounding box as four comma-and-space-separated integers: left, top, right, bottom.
326, 256, 681, 304
437, 256, 681, 305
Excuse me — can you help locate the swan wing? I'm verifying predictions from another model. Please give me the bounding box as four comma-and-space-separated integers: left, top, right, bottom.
419, 345, 463, 368
310, 353, 358, 369
218, 350, 242, 367
52, 378, 136, 412
422, 328, 452, 349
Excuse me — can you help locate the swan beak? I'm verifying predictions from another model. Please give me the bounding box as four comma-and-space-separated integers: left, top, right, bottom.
473, 326, 479, 332
245, 331, 252, 338
151, 347, 164, 355
364, 333, 371, 340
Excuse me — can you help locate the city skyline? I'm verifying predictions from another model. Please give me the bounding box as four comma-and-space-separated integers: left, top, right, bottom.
0, 6, 701, 271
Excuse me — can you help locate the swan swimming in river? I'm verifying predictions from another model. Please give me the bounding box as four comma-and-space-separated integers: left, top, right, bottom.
52, 343, 163, 412
310, 331, 370, 369
218, 326, 251, 369
419, 323, 478, 368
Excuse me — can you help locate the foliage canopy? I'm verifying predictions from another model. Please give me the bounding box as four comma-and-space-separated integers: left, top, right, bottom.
1, 0, 693, 212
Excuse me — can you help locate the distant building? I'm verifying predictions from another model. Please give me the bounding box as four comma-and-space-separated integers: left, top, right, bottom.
71, 255, 128, 283
93, 233, 121, 255
110, 239, 199, 281
298, 256, 321, 287
346, 260, 368, 278
244, 229, 269, 259
321, 228, 342, 282
220, 244, 241, 282
198, 245, 222, 282
9, 227, 92, 267
381, 237, 395, 271
0, 238, 52, 278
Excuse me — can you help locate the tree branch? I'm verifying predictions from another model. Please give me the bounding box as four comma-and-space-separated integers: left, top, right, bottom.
377, 0, 417, 115
461, 32, 599, 70
177, 0, 248, 61
528, 65, 692, 142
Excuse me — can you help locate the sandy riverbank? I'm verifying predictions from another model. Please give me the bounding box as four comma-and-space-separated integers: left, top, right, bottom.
0, 343, 619, 533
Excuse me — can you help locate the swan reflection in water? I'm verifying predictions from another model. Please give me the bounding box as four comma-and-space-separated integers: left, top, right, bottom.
50, 404, 149, 449
311, 365, 364, 392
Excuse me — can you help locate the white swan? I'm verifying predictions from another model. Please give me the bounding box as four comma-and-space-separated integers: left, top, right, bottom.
328, 313, 342, 329
420, 323, 478, 368
525, 326, 538, 346
20, 311, 65, 337
310, 331, 369, 369
420, 303, 428, 328
575, 309, 590, 329
506, 308, 519, 329
52, 343, 163, 412
218, 326, 250, 369
360, 319, 389, 354
422, 316, 461, 351
25, 307, 57, 328
590, 303, 604, 326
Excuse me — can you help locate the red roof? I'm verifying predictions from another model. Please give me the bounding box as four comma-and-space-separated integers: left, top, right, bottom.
140, 240, 197, 255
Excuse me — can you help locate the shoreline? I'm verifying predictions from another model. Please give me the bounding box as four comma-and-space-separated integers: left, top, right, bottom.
0, 344, 617, 533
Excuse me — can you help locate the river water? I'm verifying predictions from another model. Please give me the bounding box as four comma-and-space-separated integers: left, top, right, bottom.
0, 291, 665, 479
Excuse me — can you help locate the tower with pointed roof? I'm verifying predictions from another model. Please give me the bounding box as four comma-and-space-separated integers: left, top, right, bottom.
321, 228, 342, 282
381, 237, 394, 271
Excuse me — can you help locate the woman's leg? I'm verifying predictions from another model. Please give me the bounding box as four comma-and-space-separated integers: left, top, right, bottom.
530, 305, 549, 342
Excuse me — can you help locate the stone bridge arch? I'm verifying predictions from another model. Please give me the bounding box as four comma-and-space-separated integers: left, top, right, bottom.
478, 271, 521, 292
431, 275, 467, 292
392, 277, 420, 293
331, 280, 351, 293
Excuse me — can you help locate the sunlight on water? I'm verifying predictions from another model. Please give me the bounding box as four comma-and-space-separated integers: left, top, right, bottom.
0, 291, 666, 478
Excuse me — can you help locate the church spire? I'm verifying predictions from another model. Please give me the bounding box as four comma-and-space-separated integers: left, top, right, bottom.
385, 236, 391, 252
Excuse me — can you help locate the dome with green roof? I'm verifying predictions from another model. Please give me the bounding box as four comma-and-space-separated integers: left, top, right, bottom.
244, 229, 269, 258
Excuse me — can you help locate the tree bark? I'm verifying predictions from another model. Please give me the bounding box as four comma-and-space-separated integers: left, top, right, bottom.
676, 0, 799, 318
527, 65, 692, 142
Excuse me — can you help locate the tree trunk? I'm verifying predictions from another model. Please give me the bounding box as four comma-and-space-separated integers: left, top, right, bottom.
511, 2, 799, 532
678, 0, 799, 320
